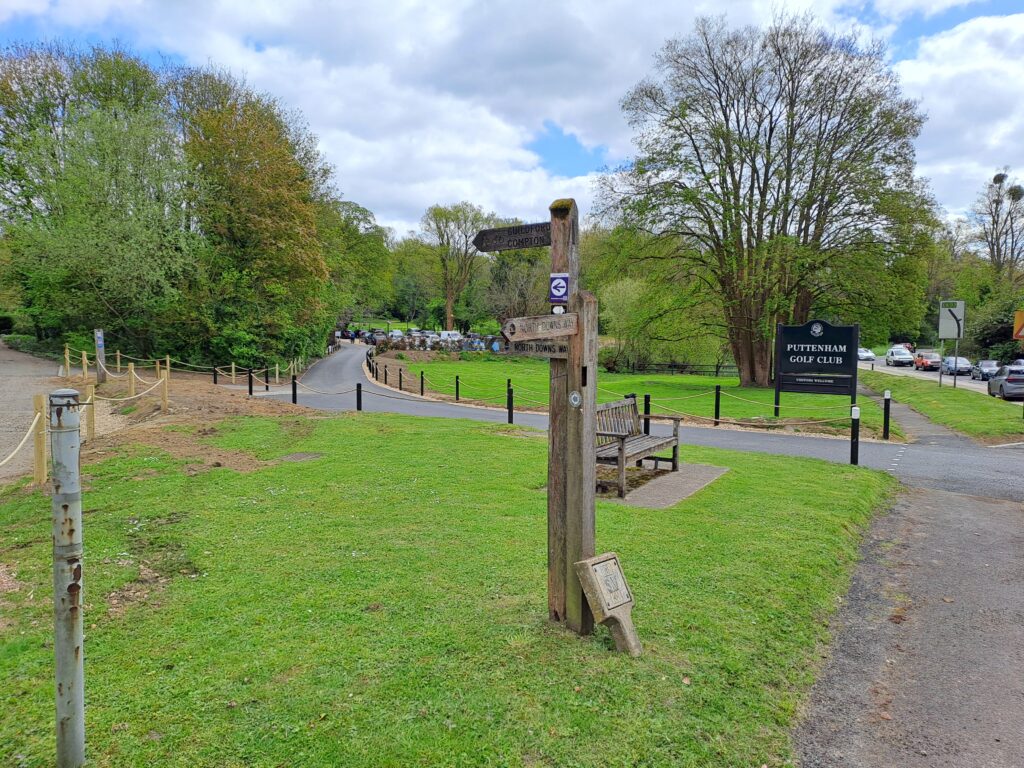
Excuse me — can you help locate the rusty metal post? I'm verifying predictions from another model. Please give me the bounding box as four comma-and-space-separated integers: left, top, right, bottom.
84, 385, 95, 442
49, 389, 85, 768
127, 363, 136, 398
33, 393, 46, 485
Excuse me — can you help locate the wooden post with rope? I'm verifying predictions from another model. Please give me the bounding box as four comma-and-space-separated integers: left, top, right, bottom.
128, 363, 136, 398
80, 351, 88, 382
231, 362, 236, 384
64, 345, 71, 378
115, 350, 121, 374
33, 393, 46, 486
161, 372, 169, 413
165, 355, 171, 381
85, 385, 95, 442
154, 359, 161, 380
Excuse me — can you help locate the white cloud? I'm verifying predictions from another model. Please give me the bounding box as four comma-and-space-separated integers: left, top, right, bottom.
896, 13, 1024, 216
4, 0, 1022, 230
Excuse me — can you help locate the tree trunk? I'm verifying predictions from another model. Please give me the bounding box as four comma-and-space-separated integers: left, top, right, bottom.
791, 286, 814, 325
444, 293, 455, 331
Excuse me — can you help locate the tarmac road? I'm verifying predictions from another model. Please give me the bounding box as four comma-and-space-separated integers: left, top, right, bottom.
277, 343, 1024, 503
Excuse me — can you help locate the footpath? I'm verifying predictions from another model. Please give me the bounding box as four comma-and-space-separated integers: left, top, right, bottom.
0, 341, 58, 482
795, 401, 1024, 767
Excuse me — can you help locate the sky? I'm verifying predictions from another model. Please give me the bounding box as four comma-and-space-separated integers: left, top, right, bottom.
1, 0, 1023, 235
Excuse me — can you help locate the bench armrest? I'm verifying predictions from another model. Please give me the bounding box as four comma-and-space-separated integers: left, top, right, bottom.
596, 430, 630, 438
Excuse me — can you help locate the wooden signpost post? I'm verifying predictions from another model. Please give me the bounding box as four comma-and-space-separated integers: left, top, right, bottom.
481, 200, 598, 636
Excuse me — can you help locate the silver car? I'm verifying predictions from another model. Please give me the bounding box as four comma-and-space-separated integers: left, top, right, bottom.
987, 365, 1024, 400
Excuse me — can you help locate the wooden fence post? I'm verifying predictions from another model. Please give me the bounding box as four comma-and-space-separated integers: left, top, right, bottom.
165, 355, 171, 381
231, 362, 236, 384
33, 393, 46, 486
80, 351, 87, 382
115, 350, 121, 374
127, 363, 135, 398
93, 330, 106, 385
85, 385, 95, 442
275, 363, 280, 385
64, 345, 71, 378
161, 372, 168, 413
154, 359, 161, 380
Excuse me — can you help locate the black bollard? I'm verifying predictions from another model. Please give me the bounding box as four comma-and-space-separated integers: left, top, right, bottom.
213, 367, 218, 385
850, 406, 860, 466
714, 385, 721, 426
291, 374, 297, 404
399, 368, 403, 391
507, 387, 514, 425
643, 394, 651, 435
264, 366, 269, 392
420, 371, 425, 397
248, 368, 253, 397
883, 390, 891, 440
456, 375, 460, 402
357, 382, 362, 411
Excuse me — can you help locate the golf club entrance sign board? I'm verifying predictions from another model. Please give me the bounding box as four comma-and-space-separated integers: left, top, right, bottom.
774, 321, 859, 406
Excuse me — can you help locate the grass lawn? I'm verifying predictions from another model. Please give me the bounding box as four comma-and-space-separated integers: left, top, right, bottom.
401, 354, 899, 439
1, 412, 895, 766
861, 370, 1024, 439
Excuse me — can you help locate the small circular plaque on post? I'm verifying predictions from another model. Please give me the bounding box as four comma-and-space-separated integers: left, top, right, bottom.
569, 390, 582, 408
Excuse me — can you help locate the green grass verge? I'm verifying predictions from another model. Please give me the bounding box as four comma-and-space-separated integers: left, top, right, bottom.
1, 412, 895, 766
408, 354, 900, 439
861, 370, 1024, 439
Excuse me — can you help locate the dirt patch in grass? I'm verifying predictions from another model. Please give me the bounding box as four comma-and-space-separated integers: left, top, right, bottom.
106, 563, 168, 617
596, 465, 671, 497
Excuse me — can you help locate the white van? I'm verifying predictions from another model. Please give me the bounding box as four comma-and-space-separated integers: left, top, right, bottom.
439, 330, 463, 342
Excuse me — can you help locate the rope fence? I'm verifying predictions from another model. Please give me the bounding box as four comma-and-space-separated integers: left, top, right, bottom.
0, 412, 40, 468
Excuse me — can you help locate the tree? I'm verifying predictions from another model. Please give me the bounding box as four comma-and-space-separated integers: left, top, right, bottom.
602, 15, 924, 385
420, 202, 497, 331
972, 170, 1024, 285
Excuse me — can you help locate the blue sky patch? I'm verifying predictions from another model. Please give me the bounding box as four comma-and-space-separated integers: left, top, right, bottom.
527, 121, 607, 178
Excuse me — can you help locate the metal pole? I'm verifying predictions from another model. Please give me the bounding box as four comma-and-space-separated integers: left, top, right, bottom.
850, 406, 860, 466
714, 385, 721, 427
456, 375, 460, 401
643, 394, 651, 435
49, 389, 85, 768
356, 382, 362, 411
883, 390, 891, 441
507, 387, 514, 425
248, 368, 253, 397
953, 338, 959, 389
291, 375, 297, 405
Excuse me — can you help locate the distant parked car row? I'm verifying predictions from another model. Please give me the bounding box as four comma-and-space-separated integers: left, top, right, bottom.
988, 364, 1024, 400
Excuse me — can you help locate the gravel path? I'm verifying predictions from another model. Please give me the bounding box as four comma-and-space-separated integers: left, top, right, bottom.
0, 341, 60, 481
794, 487, 1024, 767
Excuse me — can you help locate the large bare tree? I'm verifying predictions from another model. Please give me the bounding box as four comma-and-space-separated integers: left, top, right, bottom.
972, 171, 1024, 284
602, 15, 924, 385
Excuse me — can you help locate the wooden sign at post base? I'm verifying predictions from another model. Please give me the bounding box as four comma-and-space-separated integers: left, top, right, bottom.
574, 553, 642, 656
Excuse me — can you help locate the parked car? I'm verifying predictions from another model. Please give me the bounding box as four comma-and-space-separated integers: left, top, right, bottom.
439, 330, 463, 342
885, 347, 914, 367
913, 352, 941, 371
857, 347, 876, 361
988, 365, 1024, 399
970, 360, 1000, 381
940, 356, 972, 376
388, 329, 404, 340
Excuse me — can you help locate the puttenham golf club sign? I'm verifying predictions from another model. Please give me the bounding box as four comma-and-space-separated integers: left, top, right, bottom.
774, 320, 859, 402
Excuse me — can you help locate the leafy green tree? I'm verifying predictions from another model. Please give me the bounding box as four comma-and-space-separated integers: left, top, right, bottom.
603, 15, 924, 385
420, 202, 498, 330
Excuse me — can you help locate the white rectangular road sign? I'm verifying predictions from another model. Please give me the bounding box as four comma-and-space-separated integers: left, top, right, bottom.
939, 300, 965, 340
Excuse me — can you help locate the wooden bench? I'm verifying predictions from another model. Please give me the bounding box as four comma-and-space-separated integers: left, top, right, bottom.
595, 395, 680, 497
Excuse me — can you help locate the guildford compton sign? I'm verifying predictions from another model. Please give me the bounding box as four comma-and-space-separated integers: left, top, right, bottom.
774, 320, 859, 402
